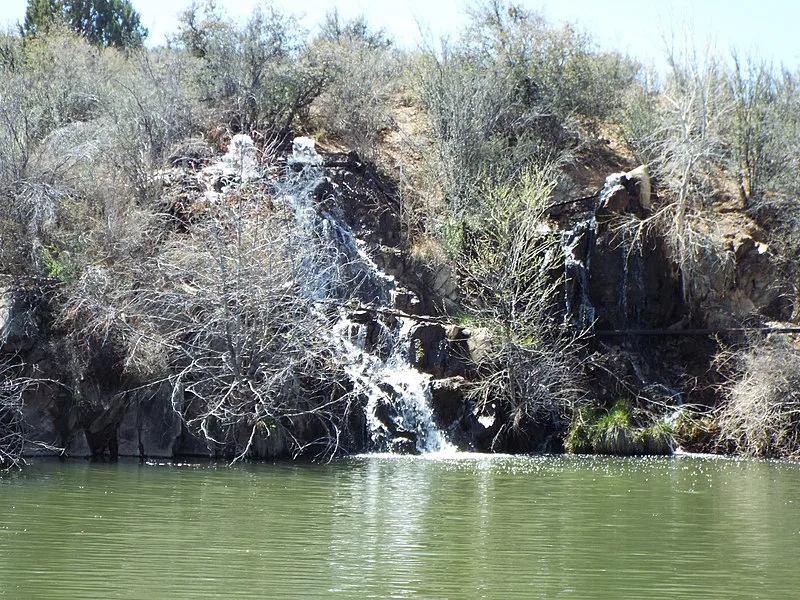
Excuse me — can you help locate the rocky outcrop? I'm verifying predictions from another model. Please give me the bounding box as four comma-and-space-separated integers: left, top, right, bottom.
0, 283, 41, 354
597, 165, 651, 218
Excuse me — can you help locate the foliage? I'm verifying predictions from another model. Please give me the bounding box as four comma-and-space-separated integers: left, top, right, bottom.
464, 0, 638, 125
417, 0, 638, 213
173, 1, 328, 138
310, 12, 399, 160
566, 399, 674, 455
21, 0, 147, 48
621, 46, 800, 312
452, 167, 584, 448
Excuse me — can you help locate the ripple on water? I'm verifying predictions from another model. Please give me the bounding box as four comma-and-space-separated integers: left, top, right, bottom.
1, 455, 800, 599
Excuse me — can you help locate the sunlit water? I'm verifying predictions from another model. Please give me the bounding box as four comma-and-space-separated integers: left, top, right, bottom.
2, 455, 800, 598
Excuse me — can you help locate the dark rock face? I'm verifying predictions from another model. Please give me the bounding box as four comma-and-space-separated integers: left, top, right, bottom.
0, 285, 41, 354
407, 323, 447, 376
429, 376, 466, 427
589, 227, 680, 331
118, 386, 183, 458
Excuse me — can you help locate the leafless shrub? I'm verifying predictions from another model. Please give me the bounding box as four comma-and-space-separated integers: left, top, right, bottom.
110, 194, 359, 460
621, 44, 737, 306
0, 361, 36, 472
0, 27, 106, 188
716, 337, 800, 458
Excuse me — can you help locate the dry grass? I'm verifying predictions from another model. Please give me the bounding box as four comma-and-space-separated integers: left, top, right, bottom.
716, 338, 800, 459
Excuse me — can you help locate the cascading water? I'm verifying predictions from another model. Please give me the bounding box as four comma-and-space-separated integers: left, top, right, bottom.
278, 137, 454, 454
563, 211, 597, 329
563, 172, 646, 329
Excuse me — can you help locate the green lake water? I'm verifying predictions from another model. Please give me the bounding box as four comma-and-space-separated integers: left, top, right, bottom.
1, 454, 799, 599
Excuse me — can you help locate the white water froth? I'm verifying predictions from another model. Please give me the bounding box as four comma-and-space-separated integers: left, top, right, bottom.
333, 315, 456, 454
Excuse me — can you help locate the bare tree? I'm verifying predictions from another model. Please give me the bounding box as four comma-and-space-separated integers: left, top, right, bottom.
0, 361, 36, 471
115, 193, 359, 461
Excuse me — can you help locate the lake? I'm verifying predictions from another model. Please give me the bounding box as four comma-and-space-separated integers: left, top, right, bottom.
1, 454, 799, 598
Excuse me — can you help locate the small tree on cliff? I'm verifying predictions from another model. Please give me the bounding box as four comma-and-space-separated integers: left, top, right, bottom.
21, 0, 148, 48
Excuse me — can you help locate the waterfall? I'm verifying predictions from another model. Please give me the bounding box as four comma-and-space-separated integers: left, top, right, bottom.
563, 212, 597, 329
280, 138, 453, 454
619, 226, 645, 331
563, 172, 644, 329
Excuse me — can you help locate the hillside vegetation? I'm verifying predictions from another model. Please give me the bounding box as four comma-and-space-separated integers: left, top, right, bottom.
2, 0, 800, 470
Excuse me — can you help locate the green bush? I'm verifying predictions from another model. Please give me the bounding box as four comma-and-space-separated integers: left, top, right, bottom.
567, 399, 675, 455
455, 167, 585, 446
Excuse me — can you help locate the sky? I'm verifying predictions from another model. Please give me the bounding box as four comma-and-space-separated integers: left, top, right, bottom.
1, 0, 798, 73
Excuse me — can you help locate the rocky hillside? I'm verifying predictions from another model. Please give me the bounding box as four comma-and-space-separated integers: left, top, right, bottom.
3, 2, 800, 469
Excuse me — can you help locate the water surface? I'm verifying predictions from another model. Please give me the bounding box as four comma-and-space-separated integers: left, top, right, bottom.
1, 455, 799, 598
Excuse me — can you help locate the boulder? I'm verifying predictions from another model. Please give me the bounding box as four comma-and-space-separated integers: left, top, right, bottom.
467, 400, 501, 450
408, 323, 448, 376
167, 138, 215, 169
429, 376, 466, 427
389, 432, 418, 455
463, 327, 493, 367
0, 285, 39, 353
597, 165, 651, 218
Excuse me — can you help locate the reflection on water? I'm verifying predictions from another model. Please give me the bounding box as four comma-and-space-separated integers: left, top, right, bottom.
1, 455, 799, 599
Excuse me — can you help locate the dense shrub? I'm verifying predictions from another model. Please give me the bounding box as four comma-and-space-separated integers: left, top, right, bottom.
310, 13, 399, 161
418, 0, 638, 212
717, 338, 800, 459
172, 2, 328, 139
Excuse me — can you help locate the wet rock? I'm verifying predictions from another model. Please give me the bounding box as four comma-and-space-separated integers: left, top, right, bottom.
372, 395, 400, 436
429, 376, 466, 427
389, 431, 419, 455
444, 325, 470, 377
348, 308, 375, 325
408, 323, 447, 376
588, 226, 680, 330
467, 400, 501, 450
393, 289, 421, 315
